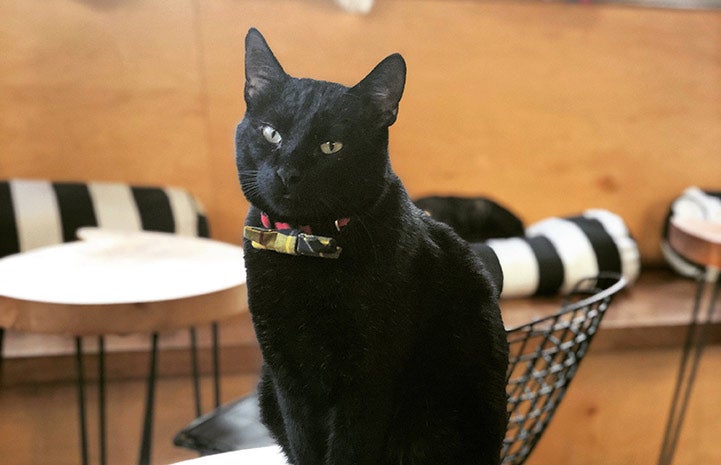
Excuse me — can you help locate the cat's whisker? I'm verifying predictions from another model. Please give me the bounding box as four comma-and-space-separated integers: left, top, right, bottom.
238, 170, 262, 198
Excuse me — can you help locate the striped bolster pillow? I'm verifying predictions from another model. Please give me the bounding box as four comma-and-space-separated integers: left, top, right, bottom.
661, 187, 721, 278
474, 209, 640, 298
0, 179, 209, 258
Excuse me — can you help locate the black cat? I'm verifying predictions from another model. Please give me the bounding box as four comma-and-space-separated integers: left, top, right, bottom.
235, 28, 509, 465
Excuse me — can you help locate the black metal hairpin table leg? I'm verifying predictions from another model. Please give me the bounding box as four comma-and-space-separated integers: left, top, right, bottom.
211, 322, 221, 408
658, 269, 720, 465
0, 328, 5, 386
139, 332, 159, 465
189, 323, 221, 416
98, 336, 107, 465
75, 337, 89, 465
71, 326, 222, 465
190, 327, 202, 417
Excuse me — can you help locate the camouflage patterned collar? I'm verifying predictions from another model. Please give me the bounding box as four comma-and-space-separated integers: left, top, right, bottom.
259, 212, 350, 235
243, 212, 350, 259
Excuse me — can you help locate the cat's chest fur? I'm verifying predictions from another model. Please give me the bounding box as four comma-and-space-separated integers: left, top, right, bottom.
243, 194, 438, 392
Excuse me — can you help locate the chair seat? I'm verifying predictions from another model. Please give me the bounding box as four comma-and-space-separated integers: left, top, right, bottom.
173, 393, 275, 455
175, 276, 627, 465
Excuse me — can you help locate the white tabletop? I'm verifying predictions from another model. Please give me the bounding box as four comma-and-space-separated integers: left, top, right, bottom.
669, 217, 721, 270
172, 447, 287, 465
672, 217, 721, 245
0, 228, 246, 305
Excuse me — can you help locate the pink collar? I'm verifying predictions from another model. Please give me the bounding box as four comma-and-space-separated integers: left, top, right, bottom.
260, 212, 350, 235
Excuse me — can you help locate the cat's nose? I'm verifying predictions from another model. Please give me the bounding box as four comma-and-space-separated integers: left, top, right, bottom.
276, 167, 300, 188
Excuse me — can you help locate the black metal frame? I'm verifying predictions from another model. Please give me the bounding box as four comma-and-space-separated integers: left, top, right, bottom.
0, 328, 4, 388
502, 274, 626, 465
73, 323, 223, 465
657, 271, 720, 465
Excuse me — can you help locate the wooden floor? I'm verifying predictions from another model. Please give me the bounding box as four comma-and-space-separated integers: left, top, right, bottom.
0, 373, 260, 465
527, 346, 721, 465
2, 346, 720, 465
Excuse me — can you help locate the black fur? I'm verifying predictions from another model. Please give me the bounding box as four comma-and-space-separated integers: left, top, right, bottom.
236, 28, 509, 465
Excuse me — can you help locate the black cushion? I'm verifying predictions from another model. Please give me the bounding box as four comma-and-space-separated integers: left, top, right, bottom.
173, 392, 274, 455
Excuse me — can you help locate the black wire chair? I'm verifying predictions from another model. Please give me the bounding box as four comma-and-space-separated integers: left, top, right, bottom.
175, 274, 627, 464
502, 274, 626, 465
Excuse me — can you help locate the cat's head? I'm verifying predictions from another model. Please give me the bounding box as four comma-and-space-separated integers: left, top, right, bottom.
236, 28, 406, 225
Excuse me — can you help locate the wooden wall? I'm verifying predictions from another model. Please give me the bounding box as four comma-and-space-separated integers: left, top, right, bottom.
1, 0, 720, 263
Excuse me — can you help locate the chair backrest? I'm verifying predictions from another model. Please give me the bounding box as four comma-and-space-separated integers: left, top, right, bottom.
0, 179, 209, 258
502, 275, 626, 465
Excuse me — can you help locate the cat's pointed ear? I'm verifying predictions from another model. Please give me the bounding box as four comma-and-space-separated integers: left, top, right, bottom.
244, 28, 287, 107
352, 53, 406, 127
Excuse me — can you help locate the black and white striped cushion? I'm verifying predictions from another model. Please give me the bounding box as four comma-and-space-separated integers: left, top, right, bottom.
483, 209, 640, 298
661, 187, 721, 278
0, 179, 209, 258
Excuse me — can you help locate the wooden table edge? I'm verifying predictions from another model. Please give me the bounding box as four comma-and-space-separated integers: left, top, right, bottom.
0, 284, 248, 336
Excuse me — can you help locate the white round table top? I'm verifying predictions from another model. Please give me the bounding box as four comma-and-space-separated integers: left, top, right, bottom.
0, 228, 246, 305
172, 446, 287, 465
671, 216, 721, 245
669, 217, 721, 270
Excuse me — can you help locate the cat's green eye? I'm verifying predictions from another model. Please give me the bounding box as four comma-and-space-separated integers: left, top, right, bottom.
262, 125, 282, 145
320, 141, 343, 155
